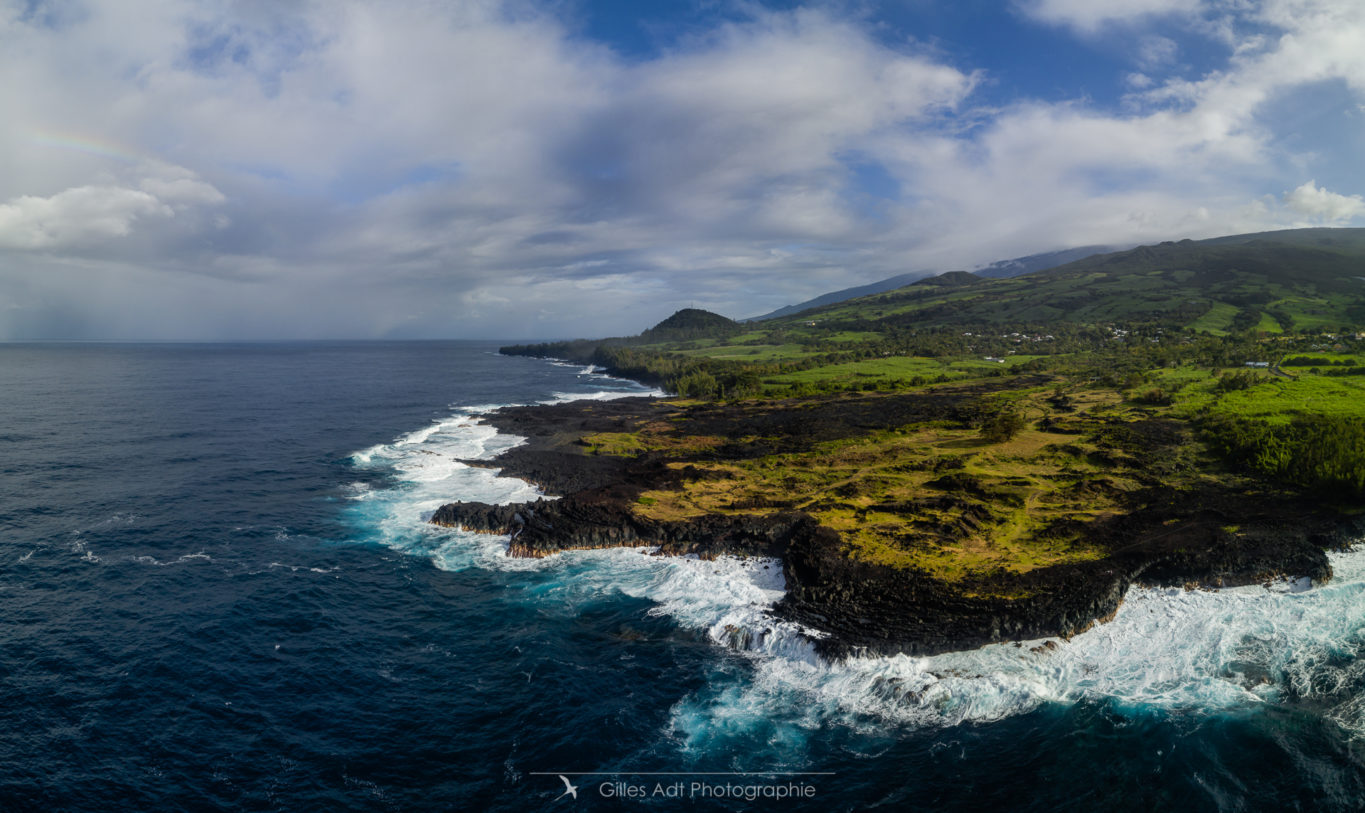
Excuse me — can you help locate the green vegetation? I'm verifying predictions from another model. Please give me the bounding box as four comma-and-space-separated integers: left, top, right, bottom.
1203, 414, 1365, 497
639, 308, 743, 342
502, 228, 1365, 579
1188, 302, 1240, 335
620, 391, 1137, 581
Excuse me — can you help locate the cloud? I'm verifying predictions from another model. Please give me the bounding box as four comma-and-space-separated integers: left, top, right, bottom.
1138, 35, 1180, 69
139, 176, 226, 207
0, 185, 171, 249
2, 0, 1365, 339
0, 159, 224, 250
1284, 180, 1365, 222
1126, 72, 1156, 90
1018, 0, 1204, 34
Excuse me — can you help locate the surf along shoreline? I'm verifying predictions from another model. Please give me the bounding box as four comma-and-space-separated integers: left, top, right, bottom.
432, 363, 1365, 659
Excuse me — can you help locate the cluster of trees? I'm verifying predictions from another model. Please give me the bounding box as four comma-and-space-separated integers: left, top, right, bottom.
979, 408, 1028, 443
763, 374, 958, 399
1202, 413, 1365, 497
1215, 370, 1262, 392
1275, 356, 1365, 377
1226, 305, 1293, 333
638, 308, 742, 342
501, 341, 743, 397
1133, 387, 1174, 405
1283, 356, 1359, 367
587, 346, 766, 398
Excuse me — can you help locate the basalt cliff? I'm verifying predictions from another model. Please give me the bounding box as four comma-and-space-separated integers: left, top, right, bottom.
431, 389, 1359, 658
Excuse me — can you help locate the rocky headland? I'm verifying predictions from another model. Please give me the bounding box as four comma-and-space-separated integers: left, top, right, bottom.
432, 389, 1361, 658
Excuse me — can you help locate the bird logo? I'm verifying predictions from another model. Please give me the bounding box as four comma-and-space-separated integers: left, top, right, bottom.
554, 775, 579, 801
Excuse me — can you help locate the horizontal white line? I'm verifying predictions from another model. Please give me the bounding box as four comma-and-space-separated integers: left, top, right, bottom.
529, 772, 835, 776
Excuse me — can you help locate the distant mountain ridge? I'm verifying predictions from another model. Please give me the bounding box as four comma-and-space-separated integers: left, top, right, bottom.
747, 244, 1115, 322
971, 244, 1116, 279
748, 271, 932, 322
769, 227, 1365, 333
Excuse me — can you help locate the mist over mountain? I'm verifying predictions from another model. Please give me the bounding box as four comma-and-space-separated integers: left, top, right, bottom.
970, 245, 1117, 279
747, 245, 1114, 322
775, 228, 1365, 333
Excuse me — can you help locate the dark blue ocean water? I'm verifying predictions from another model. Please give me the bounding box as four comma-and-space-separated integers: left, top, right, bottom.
3, 342, 1365, 811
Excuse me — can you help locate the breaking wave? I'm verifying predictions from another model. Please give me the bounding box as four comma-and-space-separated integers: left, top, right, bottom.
345, 369, 1365, 744
671, 553, 1365, 742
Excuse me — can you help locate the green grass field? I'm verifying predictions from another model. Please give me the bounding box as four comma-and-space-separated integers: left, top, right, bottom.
1212, 374, 1365, 423
760, 356, 953, 388
1255, 311, 1284, 333
1271, 295, 1355, 331
1187, 302, 1239, 335
677, 343, 816, 361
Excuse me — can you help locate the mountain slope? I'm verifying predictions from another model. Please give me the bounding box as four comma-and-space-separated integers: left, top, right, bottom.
747, 271, 931, 322
971, 244, 1116, 279
747, 246, 1114, 322
780, 228, 1365, 334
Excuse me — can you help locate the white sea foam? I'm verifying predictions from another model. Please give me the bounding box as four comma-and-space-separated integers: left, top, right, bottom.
542, 387, 665, 405
349, 387, 787, 645
349, 410, 542, 566
530, 356, 666, 402
128, 552, 213, 567
346, 390, 828, 709
546, 361, 600, 375
341, 482, 373, 501
348, 369, 657, 570
268, 562, 340, 574
498, 548, 818, 660
668, 546, 1365, 743
348, 366, 1365, 739
70, 536, 102, 564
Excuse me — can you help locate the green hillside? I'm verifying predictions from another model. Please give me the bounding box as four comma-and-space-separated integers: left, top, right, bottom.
640, 307, 741, 341
501, 228, 1365, 584
772, 229, 1365, 336
508, 229, 1365, 398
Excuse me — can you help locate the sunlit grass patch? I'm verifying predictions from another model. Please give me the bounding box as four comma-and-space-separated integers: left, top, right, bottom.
1213, 375, 1365, 422
632, 406, 1136, 581
581, 423, 728, 457
1187, 302, 1239, 335
677, 343, 817, 362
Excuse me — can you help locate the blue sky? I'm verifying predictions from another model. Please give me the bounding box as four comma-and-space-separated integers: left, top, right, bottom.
2, 0, 1365, 339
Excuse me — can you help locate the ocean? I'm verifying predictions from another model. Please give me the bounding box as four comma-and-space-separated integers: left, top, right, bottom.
2, 341, 1364, 811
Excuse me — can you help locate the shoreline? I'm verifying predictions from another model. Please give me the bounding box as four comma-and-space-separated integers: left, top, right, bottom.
431, 379, 1364, 658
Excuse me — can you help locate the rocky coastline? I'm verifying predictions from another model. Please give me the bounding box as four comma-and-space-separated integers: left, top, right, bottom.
431, 393, 1362, 658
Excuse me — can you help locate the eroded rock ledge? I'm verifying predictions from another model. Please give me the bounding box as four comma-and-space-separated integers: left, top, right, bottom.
431, 393, 1358, 658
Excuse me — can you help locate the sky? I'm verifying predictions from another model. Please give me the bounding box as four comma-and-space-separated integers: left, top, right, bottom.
3, 0, 1365, 340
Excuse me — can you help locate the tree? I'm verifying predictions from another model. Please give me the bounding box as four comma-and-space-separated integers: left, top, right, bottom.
673, 370, 718, 399
981, 409, 1027, 443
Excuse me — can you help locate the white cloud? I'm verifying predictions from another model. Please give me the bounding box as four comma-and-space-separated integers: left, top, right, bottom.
0, 185, 171, 249
1138, 35, 1180, 69
1284, 180, 1365, 222
139, 177, 225, 207
1126, 72, 1156, 90
2, 0, 1365, 339
1019, 0, 1204, 34
0, 156, 224, 250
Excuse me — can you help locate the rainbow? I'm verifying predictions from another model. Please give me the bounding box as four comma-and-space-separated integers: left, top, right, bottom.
28, 130, 146, 164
